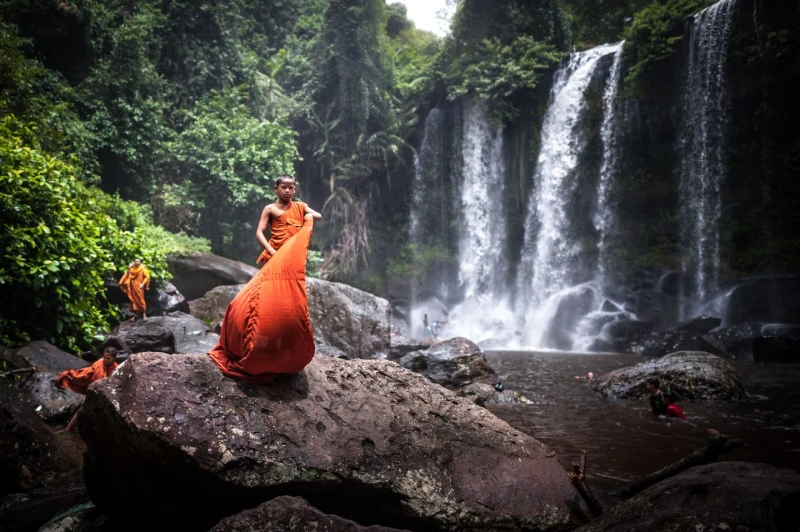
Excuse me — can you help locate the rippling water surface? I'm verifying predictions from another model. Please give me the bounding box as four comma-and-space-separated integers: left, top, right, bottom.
485, 350, 800, 495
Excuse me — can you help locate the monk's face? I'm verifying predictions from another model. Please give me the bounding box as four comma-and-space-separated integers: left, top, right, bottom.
275, 180, 296, 202
103, 353, 116, 366
134, 259, 141, 267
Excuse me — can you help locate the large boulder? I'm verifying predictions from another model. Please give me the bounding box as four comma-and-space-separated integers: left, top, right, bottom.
307, 278, 391, 360
15, 341, 88, 373
15, 371, 84, 423
576, 462, 800, 532
106, 281, 189, 316
113, 320, 177, 354
706, 322, 763, 357
116, 313, 219, 354
188, 279, 392, 360
210, 496, 408, 532
166, 253, 258, 301
673, 315, 721, 335
398, 337, 494, 389
0, 380, 75, 495
388, 334, 429, 360
638, 329, 725, 358
80, 353, 589, 531
599, 320, 654, 352
593, 351, 746, 401
0, 344, 26, 371
0, 471, 89, 532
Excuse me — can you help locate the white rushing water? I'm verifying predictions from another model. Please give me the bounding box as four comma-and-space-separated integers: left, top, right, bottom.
447, 99, 514, 342
678, 0, 737, 318
518, 43, 623, 348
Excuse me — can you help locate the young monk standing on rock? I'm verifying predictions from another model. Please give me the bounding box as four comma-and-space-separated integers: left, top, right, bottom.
56, 346, 118, 431
119, 258, 150, 321
256, 175, 322, 265
208, 174, 322, 383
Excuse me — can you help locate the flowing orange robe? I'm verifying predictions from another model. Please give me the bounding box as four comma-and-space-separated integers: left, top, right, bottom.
56, 358, 118, 395
257, 201, 307, 265
119, 265, 150, 312
208, 216, 315, 383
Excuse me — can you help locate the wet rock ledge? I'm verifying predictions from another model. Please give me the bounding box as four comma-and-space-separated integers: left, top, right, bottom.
80, 353, 590, 531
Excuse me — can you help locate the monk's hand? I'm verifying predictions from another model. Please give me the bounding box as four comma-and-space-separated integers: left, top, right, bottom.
304, 213, 315, 221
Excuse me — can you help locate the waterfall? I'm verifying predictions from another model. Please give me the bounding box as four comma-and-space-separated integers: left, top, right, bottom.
447, 100, 514, 342
408, 107, 448, 338
518, 43, 623, 348
595, 44, 625, 281
678, 0, 737, 317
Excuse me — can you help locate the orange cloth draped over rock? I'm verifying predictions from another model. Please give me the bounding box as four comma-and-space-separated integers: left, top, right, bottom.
56, 358, 118, 395
208, 215, 315, 383
119, 265, 150, 312
257, 201, 307, 265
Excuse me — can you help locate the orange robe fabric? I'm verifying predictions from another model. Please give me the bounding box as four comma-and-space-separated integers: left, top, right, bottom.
208, 216, 315, 383
257, 201, 307, 265
56, 359, 118, 395
119, 265, 150, 312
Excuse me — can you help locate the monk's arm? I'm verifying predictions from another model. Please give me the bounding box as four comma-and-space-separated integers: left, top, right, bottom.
256, 205, 277, 255
142, 268, 150, 290
304, 204, 322, 221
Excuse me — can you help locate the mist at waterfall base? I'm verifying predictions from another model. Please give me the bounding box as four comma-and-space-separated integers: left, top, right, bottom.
405, 0, 778, 351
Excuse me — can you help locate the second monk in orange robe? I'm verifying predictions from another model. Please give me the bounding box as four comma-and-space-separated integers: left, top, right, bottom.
56, 346, 119, 430
119, 258, 150, 320
208, 175, 322, 383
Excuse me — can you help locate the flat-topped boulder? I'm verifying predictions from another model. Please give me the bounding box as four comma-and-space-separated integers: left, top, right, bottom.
398, 337, 495, 389
167, 252, 259, 301
16, 371, 84, 423
189, 279, 391, 359
593, 351, 746, 401
209, 496, 408, 532
576, 462, 800, 532
80, 353, 588, 531
116, 313, 218, 355
112, 320, 176, 354
15, 341, 88, 373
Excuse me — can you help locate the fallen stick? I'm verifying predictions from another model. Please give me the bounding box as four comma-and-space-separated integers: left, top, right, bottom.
611, 429, 744, 499
569, 450, 604, 517
0, 367, 39, 378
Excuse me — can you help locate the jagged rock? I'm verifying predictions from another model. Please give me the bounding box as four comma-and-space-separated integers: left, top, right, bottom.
722, 275, 800, 326
307, 278, 391, 360
593, 351, 746, 401
674, 315, 721, 335
16, 372, 84, 423
753, 336, 800, 363
209, 496, 408, 532
113, 320, 176, 354
576, 462, 800, 532
706, 322, 760, 357
80, 353, 589, 531
188, 279, 391, 360
0, 380, 74, 495
166, 253, 258, 301
601, 300, 622, 313
188, 285, 245, 328
387, 334, 429, 360
15, 341, 88, 373
601, 320, 654, 352
398, 337, 495, 389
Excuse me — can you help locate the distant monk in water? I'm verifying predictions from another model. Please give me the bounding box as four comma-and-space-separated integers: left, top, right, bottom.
208, 175, 321, 383
119, 258, 150, 321
663, 391, 686, 420
646, 377, 667, 416
56, 346, 118, 431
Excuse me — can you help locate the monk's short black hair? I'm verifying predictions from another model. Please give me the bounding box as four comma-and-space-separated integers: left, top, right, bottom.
104, 346, 118, 357
275, 174, 295, 186
646, 377, 660, 388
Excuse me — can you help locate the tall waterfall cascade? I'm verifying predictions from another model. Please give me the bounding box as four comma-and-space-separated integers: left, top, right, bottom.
518, 43, 626, 349
678, 0, 737, 318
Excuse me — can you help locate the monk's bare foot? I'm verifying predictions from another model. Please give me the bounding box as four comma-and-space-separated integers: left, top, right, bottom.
129, 316, 136, 322
142, 316, 148, 321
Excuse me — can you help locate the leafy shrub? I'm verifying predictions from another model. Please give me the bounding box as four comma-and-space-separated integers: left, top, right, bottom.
0, 116, 209, 352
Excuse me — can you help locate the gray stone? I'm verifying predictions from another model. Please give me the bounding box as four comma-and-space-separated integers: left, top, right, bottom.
209, 496, 408, 532
16, 371, 84, 423
80, 353, 589, 531
113, 320, 176, 354
399, 337, 494, 389
15, 341, 89, 373
674, 315, 722, 335
187, 285, 245, 328
116, 313, 219, 354
387, 334, 429, 360
576, 462, 800, 532
593, 351, 746, 401
0, 344, 26, 371
166, 253, 258, 301
722, 275, 800, 326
